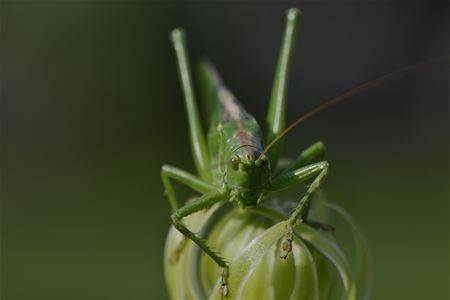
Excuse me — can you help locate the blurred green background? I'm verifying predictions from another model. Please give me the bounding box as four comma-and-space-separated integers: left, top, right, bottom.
1, 1, 449, 299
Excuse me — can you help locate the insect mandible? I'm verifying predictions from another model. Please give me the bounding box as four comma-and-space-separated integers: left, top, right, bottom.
161, 7, 447, 297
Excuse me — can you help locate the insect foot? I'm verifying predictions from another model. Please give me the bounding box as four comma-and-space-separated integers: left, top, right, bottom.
220, 267, 229, 299
280, 224, 294, 259
164, 197, 371, 299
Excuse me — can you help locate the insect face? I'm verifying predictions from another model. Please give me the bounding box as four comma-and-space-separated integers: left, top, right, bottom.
227, 151, 270, 208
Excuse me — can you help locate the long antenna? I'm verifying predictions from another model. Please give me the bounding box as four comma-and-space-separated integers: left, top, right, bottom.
259, 55, 449, 159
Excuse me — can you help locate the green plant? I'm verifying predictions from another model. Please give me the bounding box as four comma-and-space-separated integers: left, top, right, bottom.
165, 192, 371, 299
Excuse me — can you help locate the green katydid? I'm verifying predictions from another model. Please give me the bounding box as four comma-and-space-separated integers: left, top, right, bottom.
162, 8, 448, 297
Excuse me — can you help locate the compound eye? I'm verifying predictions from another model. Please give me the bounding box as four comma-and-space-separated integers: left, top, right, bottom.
261, 156, 268, 165
229, 156, 240, 170
255, 155, 268, 167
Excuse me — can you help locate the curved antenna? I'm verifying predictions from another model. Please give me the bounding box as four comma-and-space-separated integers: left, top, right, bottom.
259, 55, 450, 160
232, 144, 258, 153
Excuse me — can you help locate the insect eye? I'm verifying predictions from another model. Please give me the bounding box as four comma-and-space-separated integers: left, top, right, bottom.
255, 155, 268, 167
229, 156, 240, 170
261, 156, 268, 164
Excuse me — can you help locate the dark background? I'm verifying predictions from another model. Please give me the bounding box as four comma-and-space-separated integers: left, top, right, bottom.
1, 1, 449, 299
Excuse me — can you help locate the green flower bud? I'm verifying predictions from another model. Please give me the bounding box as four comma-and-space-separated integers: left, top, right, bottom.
165, 194, 371, 299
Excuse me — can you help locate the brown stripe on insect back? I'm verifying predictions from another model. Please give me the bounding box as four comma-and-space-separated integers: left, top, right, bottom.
234, 129, 259, 160
203, 61, 259, 158
203, 61, 247, 123
217, 88, 259, 159
218, 88, 242, 122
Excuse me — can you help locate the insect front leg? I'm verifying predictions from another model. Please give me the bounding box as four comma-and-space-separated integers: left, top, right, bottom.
275, 142, 334, 231
269, 161, 329, 259
161, 164, 215, 212
276, 141, 326, 175
171, 191, 230, 297
161, 165, 215, 261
